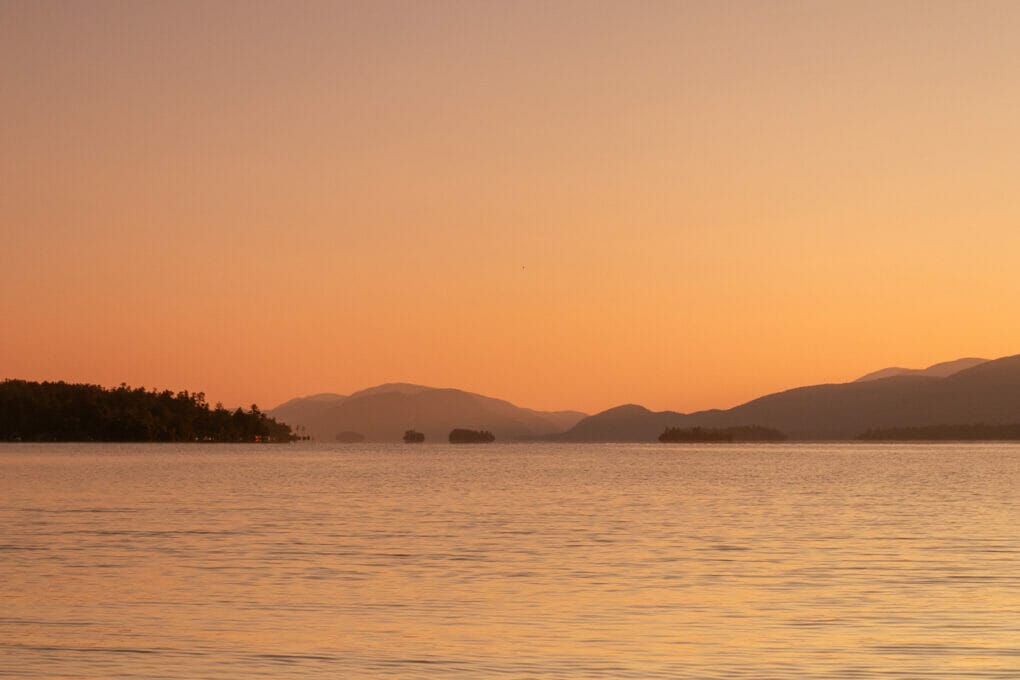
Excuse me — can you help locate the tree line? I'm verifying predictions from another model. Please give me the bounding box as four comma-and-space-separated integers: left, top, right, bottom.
449, 428, 495, 443
859, 423, 1020, 441
0, 380, 293, 442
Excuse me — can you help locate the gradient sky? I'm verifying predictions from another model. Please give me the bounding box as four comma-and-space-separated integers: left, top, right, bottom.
3, 1, 1020, 414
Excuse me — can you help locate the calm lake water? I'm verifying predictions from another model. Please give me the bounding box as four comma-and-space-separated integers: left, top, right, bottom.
2, 442, 1018, 678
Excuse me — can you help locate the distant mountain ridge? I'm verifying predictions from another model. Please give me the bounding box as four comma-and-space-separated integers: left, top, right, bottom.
268, 383, 586, 442
272, 355, 1016, 443
555, 354, 1020, 441
854, 357, 987, 382
552, 404, 685, 442
268, 393, 346, 433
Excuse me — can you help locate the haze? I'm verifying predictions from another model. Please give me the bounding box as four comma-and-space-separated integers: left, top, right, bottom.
4, 1, 1020, 413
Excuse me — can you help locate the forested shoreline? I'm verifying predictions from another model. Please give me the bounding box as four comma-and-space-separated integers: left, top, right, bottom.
858, 423, 1020, 441
0, 380, 293, 442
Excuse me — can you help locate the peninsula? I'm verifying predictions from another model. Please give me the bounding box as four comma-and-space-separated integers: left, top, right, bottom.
0, 380, 293, 443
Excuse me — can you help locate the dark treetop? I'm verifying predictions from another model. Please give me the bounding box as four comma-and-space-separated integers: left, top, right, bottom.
0, 380, 293, 442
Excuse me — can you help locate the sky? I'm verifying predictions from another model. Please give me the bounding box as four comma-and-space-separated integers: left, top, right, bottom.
3, 1, 1020, 415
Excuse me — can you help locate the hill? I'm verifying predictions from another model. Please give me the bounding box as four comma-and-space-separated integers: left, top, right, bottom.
548, 404, 685, 442
268, 384, 586, 442
556, 354, 1020, 441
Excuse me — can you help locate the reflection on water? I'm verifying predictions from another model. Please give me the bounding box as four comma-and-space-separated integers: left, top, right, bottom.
1, 442, 1018, 678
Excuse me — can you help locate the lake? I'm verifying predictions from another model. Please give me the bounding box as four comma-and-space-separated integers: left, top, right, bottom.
2, 442, 1018, 678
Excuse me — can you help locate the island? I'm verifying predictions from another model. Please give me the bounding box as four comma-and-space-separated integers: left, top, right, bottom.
335, 431, 365, 443
403, 429, 425, 443
448, 428, 495, 443
658, 425, 787, 443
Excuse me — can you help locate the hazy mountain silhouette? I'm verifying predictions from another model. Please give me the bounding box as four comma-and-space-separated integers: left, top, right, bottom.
268, 384, 586, 442
556, 354, 1020, 441
348, 383, 434, 398
268, 392, 346, 432
854, 357, 987, 382
551, 404, 686, 442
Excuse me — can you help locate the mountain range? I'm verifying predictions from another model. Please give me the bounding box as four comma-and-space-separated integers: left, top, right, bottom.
268, 383, 586, 442
853, 357, 987, 382
556, 354, 1020, 441
270, 354, 1020, 442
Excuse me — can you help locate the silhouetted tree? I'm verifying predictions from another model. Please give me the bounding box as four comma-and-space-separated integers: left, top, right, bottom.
0, 380, 294, 443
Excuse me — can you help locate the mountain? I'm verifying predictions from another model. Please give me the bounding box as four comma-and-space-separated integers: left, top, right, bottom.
348, 383, 433, 398
557, 354, 1020, 441
854, 357, 987, 382
268, 384, 586, 442
549, 404, 685, 442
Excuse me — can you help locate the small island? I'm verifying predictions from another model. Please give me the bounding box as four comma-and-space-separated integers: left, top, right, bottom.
335, 431, 365, 443
449, 428, 495, 443
659, 425, 786, 443
403, 429, 425, 443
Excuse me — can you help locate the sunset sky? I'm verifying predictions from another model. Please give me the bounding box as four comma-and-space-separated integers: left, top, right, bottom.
3, 1, 1020, 414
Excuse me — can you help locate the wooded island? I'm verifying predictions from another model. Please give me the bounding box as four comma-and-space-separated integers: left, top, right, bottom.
658, 425, 787, 443
449, 428, 495, 443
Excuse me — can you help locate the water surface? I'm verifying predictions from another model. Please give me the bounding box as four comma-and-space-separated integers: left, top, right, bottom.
2, 442, 1018, 678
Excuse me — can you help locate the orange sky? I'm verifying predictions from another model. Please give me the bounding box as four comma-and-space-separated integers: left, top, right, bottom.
3, 1, 1020, 414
